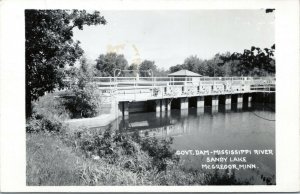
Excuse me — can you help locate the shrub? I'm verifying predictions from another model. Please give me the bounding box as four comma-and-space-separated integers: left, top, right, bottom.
26, 113, 66, 133
68, 128, 179, 176
33, 93, 71, 120
64, 83, 102, 118
64, 62, 102, 119
71, 128, 152, 173
132, 131, 179, 172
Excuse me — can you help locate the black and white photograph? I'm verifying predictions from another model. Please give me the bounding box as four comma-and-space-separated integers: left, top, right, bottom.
25, 9, 276, 186
0, 0, 299, 192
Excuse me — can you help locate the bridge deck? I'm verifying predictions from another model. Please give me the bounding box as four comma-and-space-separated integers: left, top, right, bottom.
86, 76, 275, 103
63, 76, 275, 103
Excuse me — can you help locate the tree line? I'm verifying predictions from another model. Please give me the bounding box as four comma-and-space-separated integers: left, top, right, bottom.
170, 45, 275, 77
72, 43, 275, 79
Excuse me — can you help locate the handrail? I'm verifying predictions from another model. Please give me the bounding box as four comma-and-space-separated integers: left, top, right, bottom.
91, 76, 275, 80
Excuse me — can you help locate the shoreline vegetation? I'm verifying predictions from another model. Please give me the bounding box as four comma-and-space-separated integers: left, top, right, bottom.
26, 94, 253, 186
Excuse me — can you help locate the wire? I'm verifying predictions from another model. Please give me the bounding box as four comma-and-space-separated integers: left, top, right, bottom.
168, 97, 174, 106
249, 109, 275, 121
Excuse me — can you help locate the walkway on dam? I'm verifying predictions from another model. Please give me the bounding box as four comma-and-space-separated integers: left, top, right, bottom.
93, 76, 275, 101
89, 76, 275, 117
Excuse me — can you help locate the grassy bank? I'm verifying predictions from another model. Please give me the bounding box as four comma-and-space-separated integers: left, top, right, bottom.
26, 130, 208, 185
27, 132, 160, 185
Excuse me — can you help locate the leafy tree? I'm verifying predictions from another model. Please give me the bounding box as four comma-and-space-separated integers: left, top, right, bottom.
25, 9, 106, 117
64, 59, 102, 118
155, 68, 169, 77
126, 63, 139, 76
169, 64, 184, 73
223, 45, 275, 76
183, 56, 203, 73
95, 52, 128, 76
169, 45, 275, 77
139, 60, 157, 77
169, 55, 209, 76
183, 55, 207, 75
205, 53, 228, 77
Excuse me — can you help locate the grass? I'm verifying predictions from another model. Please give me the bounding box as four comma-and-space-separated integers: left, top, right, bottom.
26, 129, 210, 185
26, 132, 82, 185
26, 132, 153, 186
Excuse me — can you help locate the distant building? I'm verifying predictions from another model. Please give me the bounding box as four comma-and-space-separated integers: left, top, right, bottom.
168, 69, 203, 85
168, 69, 203, 77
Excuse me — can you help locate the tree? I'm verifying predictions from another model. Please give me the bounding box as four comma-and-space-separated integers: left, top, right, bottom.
126, 63, 139, 76
169, 64, 183, 73
182, 55, 207, 75
204, 53, 228, 77
223, 45, 275, 76
25, 9, 106, 117
155, 68, 169, 77
95, 52, 128, 76
139, 60, 157, 77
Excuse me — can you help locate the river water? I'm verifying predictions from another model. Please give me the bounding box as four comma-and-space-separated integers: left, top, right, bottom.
110, 102, 275, 184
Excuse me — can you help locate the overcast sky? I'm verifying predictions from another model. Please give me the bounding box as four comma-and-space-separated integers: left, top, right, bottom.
73, 10, 275, 70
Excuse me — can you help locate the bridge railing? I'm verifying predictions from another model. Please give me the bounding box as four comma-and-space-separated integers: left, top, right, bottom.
91, 76, 275, 89
62, 76, 275, 102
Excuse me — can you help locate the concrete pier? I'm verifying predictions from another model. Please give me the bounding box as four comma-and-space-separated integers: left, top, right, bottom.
248, 95, 252, 107
180, 97, 189, 109
166, 99, 171, 111
114, 92, 267, 116
123, 101, 129, 116
212, 96, 219, 106
225, 95, 231, 104
161, 99, 166, 112
155, 100, 161, 112
237, 94, 243, 109
197, 96, 205, 108
237, 94, 243, 103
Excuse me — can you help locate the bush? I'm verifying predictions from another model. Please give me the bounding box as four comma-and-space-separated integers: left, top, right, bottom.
132, 132, 179, 172
26, 113, 66, 133
67, 127, 179, 175
33, 93, 71, 120
69, 128, 152, 173
64, 63, 102, 119
64, 83, 102, 118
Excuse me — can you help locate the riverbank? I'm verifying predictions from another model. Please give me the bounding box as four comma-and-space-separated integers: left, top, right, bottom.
64, 113, 117, 129
26, 132, 152, 185
26, 129, 208, 186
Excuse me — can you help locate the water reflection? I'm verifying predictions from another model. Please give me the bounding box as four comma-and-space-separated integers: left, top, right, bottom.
114, 102, 275, 184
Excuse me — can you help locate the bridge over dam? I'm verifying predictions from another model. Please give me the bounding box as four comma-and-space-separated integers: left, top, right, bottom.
93, 76, 275, 118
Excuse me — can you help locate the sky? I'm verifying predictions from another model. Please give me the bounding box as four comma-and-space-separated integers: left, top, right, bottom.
73, 10, 275, 70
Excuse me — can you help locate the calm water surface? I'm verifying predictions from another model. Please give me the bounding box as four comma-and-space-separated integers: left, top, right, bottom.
109, 103, 275, 184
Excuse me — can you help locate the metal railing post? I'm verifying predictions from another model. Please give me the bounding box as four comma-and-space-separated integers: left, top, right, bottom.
134, 77, 136, 100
